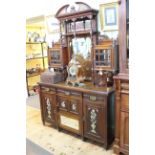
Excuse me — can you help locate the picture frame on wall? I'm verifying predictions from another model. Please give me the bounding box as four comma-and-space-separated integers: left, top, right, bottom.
46, 15, 60, 34
100, 2, 119, 31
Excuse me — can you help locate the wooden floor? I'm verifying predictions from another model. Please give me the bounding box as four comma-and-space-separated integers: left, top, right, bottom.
26, 106, 115, 155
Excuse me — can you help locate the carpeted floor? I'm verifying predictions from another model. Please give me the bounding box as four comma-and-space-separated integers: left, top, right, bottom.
26, 95, 115, 155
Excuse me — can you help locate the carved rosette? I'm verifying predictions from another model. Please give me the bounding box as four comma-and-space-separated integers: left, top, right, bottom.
89, 108, 98, 133
46, 98, 51, 119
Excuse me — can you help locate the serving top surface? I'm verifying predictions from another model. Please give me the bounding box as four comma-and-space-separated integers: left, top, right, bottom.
39, 81, 114, 95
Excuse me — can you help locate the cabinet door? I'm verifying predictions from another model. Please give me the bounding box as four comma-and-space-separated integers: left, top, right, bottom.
84, 102, 105, 142
69, 99, 81, 115
41, 93, 56, 124
120, 111, 129, 150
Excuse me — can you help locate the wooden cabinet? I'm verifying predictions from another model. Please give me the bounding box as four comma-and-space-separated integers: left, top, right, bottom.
119, 0, 129, 74
113, 77, 129, 155
93, 40, 118, 72
93, 40, 119, 87
48, 43, 68, 69
120, 111, 129, 151
113, 0, 129, 154
37, 1, 118, 151
38, 82, 115, 149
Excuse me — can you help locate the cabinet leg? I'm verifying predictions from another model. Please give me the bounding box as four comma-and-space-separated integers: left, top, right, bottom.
113, 143, 120, 155
58, 127, 61, 132
103, 143, 108, 150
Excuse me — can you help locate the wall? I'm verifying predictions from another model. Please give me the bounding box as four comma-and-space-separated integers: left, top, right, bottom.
26, 0, 118, 18
26, 0, 119, 45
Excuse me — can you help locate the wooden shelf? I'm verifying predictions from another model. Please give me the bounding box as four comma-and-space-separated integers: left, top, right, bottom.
63, 30, 97, 36
26, 56, 47, 60
26, 42, 46, 44
26, 72, 41, 78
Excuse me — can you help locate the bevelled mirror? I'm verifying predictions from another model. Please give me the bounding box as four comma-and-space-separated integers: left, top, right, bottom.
71, 37, 91, 59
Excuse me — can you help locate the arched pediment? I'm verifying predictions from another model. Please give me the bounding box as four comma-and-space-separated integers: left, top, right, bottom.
55, 2, 92, 18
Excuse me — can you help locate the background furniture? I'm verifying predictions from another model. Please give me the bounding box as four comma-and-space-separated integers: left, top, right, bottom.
113, 0, 129, 154
26, 42, 47, 96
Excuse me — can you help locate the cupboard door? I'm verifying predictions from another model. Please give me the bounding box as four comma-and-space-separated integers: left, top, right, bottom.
84, 102, 105, 142
41, 93, 56, 124
120, 111, 129, 150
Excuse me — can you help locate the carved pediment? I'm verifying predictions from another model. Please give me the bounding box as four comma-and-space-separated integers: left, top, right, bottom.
55, 2, 93, 18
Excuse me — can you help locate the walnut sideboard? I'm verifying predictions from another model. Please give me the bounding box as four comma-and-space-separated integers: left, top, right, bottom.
38, 82, 115, 149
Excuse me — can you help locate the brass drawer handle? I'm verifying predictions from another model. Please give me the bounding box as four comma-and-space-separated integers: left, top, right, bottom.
89, 96, 97, 101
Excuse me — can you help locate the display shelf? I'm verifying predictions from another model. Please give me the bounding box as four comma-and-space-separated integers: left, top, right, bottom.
26, 41, 46, 44
26, 56, 47, 60
64, 30, 97, 36
26, 41, 47, 96
27, 72, 41, 78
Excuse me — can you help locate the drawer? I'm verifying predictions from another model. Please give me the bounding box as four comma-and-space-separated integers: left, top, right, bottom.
57, 89, 82, 99
57, 89, 70, 96
41, 86, 56, 94
57, 96, 69, 111
121, 94, 129, 111
69, 99, 81, 115
83, 93, 105, 104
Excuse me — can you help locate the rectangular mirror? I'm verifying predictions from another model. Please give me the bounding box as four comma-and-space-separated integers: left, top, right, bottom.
71, 37, 91, 59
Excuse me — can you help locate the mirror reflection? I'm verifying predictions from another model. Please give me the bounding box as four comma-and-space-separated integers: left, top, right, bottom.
72, 37, 91, 59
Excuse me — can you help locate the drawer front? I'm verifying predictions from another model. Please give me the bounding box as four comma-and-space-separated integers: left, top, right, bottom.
41, 86, 56, 94
121, 93, 129, 111
57, 96, 69, 111
69, 99, 81, 115
57, 89, 82, 99
57, 89, 70, 96
83, 93, 105, 106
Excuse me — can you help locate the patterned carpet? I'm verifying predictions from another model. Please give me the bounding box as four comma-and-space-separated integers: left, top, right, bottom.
26, 95, 115, 155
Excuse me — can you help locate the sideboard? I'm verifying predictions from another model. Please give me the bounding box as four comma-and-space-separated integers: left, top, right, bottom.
38, 81, 115, 149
